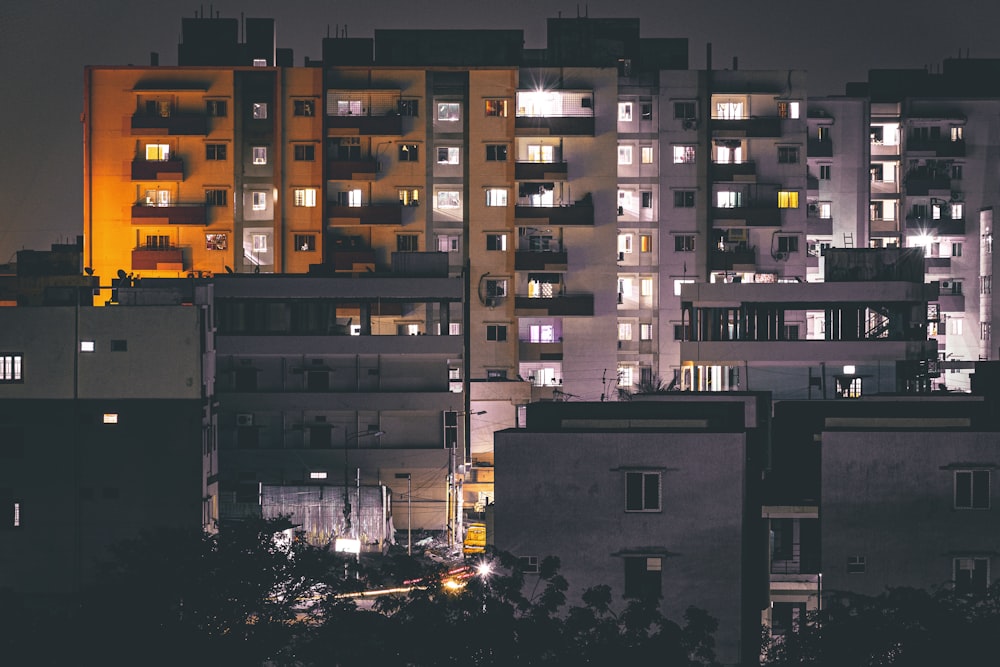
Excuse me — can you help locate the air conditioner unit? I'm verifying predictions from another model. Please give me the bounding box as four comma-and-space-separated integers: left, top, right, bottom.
485, 297, 498, 308
951, 191, 963, 201
682, 119, 698, 130
236, 413, 254, 427
808, 203, 819, 213
774, 252, 788, 261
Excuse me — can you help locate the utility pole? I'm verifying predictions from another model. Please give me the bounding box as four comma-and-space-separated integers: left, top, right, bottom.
394, 473, 411, 555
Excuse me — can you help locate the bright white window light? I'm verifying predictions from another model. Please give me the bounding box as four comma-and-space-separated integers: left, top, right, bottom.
843, 365, 856, 375
310, 471, 328, 479
103, 413, 119, 424
80, 341, 95, 352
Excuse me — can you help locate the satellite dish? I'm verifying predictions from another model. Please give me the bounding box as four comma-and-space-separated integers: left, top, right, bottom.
83, 267, 94, 276
116, 269, 128, 280
225, 265, 234, 274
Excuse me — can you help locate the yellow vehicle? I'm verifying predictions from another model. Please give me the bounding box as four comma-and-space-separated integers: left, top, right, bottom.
463, 522, 487, 557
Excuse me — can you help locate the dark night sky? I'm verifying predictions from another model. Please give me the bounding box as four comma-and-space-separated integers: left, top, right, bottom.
3, 0, 1000, 261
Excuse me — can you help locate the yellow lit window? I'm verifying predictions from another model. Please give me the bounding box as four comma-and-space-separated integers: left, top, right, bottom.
640, 235, 652, 253
778, 191, 799, 209
145, 144, 170, 161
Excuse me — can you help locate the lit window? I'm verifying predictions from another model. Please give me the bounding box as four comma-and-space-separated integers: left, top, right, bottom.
252, 102, 268, 119
252, 234, 268, 253
819, 202, 832, 219
640, 235, 652, 252
437, 102, 460, 121
103, 413, 118, 424
485, 99, 507, 117
436, 191, 461, 209
399, 188, 420, 206
952, 203, 965, 220
485, 189, 508, 207
618, 322, 632, 341
437, 235, 460, 252
253, 58, 267, 67
294, 234, 315, 252
293, 188, 317, 207
0, 354, 22, 382
952, 126, 964, 142
145, 144, 169, 161
641, 146, 653, 164
449, 323, 461, 336
12, 502, 20, 528
778, 101, 800, 119
778, 191, 799, 209
252, 146, 267, 165
80, 341, 95, 352
641, 278, 653, 297
948, 317, 964, 336
486, 234, 507, 251
618, 366, 634, 387
252, 191, 267, 211
618, 145, 633, 165
437, 147, 460, 164
618, 102, 633, 122
625, 471, 660, 511
618, 278, 632, 298
673, 145, 696, 164
527, 144, 554, 162
310, 471, 328, 480
673, 279, 694, 296
639, 323, 653, 341
336, 100, 362, 116
618, 234, 633, 254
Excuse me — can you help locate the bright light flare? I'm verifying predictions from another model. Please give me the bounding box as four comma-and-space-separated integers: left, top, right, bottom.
476, 562, 493, 578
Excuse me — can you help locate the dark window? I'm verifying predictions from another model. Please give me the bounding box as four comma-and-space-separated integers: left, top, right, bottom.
674, 235, 695, 252
234, 368, 257, 392
486, 234, 507, 251
777, 236, 799, 253
486, 325, 507, 341
954, 558, 989, 594
236, 427, 259, 450
486, 145, 508, 161
674, 101, 696, 119
308, 425, 332, 448
624, 556, 662, 599
398, 99, 418, 116
293, 100, 315, 117
673, 324, 690, 341
674, 191, 695, 207
206, 144, 227, 160
206, 100, 227, 117
847, 555, 867, 574
952, 164, 964, 180
771, 602, 806, 636
396, 234, 418, 252
641, 191, 653, 209
819, 165, 831, 180
519, 556, 540, 573
955, 470, 990, 509
294, 144, 315, 161
306, 369, 329, 391
0, 426, 24, 458
641, 103, 653, 121
235, 481, 259, 503
205, 189, 227, 206
294, 234, 315, 252
399, 144, 419, 161
486, 369, 508, 380
110, 339, 127, 352
625, 471, 660, 511
778, 146, 800, 164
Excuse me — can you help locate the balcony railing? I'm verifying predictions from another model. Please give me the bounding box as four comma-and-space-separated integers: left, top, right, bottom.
514, 250, 568, 271
807, 139, 833, 157
906, 138, 966, 157
327, 249, 377, 272
710, 117, 782, 137
327, 159, 378, 180
711, 205, 781, 227
514, 294, 594, 316
326, 114, 402, 136
518, 340, 564, 361
130, 113, 208, 135
327, 203, 403, 226
515, 116, 594, 136
514, 201, 594, 226
131, 158, 184, 180
515, 161, 568, 180
904, 215, 965, 235
903, 173, 951, 196
712, 162, 756, 180
131, 246, 184, 271
131, 203, 207, 225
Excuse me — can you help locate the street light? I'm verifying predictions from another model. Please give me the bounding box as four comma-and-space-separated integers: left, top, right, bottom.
394, 472, 412, 555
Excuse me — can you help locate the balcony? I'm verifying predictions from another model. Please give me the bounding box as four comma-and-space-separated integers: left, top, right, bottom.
327, 159, 378, 180
712, 205, 781, 227
937, 293, 965, 312
518, 341, 564, 362
904, 215, 965, 235
515, 294, 594, 316
924, 256, 952, 270
326, 114, 402, 136
906, 138, 966, 157
515, 251, 568, 271
327, 249, 377, 272
131, 203, 207, 226
515, 162, 568, 180
130, 113, 207, 135
131, 246, 184, 271
515, 116, 594, 136
807, 139, 833, 157
806, 175, 819, 190
514, 201, 594, 226
712, 162, 756, 180
327, 203, 403, 226
709, 246, 757, 271
710, 117, 782, 137
131, 158, 184, 180
903, 173, 951, 196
